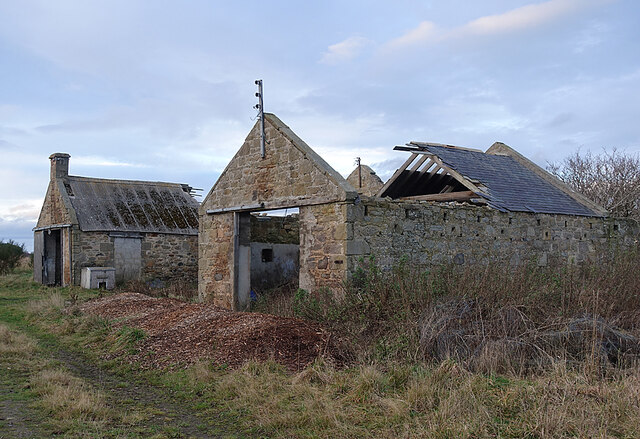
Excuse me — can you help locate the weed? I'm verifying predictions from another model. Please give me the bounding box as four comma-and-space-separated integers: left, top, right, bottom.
0, 323, 36, 357
111, 326, 146, 354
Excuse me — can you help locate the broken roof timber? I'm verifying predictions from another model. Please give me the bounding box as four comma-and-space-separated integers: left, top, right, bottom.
380, 142, 603, 217
399, 190, 485, 203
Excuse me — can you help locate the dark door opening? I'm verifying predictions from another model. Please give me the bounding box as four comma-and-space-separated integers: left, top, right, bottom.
43, 229, 62, 286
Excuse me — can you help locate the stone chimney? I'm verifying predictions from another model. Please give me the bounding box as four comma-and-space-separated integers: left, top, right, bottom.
49, 153, 70, 180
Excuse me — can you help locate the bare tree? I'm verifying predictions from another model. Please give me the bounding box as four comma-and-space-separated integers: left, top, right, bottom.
548, 148, 640, 220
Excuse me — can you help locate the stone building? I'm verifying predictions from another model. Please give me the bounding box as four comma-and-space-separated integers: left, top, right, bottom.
347, 163, 383, 197
34, 153, 199, 287
199, 114, 639, 310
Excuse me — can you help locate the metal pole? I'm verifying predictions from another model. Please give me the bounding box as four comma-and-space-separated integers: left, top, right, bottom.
255, 80, 265, 158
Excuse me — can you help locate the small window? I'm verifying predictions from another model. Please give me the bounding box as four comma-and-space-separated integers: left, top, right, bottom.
261, 248, 273, 263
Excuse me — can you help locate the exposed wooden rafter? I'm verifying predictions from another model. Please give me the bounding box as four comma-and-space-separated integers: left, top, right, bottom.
379, 144, 490, 202
399, 190, 485, 203
377, 153, 418, 197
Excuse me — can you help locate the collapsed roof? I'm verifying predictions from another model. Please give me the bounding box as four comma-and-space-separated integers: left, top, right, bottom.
378, 141, 605, 217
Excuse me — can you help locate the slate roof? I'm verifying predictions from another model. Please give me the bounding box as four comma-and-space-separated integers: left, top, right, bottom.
63, 176, 199, 234
385, 142, 600, 217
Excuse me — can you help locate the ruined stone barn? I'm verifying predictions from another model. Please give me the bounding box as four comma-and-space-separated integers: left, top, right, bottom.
199, 113, 639, 310
34, 153, 199, 287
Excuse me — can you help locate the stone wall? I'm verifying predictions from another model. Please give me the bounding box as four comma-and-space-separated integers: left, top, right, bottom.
250, 213, 299, 244
250, 242, 299, 291
71, 229, 197, 286
198, 114, 356, 307
198, 212, 235, 307
346, 197, 640, 272
346, 164, 384, 197
71, 229, 113, 285
36, 180, 74, 227
142, 233, 198, 283
200, 114, 355, 213
299, 202, 349, 293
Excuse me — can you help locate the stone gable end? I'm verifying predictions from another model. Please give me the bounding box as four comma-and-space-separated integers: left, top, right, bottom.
37, 179, 75, 227
201, 114, 355, 213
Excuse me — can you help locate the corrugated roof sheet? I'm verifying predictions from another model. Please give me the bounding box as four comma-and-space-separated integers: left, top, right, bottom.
413, 143, 598, 216
64, 176, 199, 234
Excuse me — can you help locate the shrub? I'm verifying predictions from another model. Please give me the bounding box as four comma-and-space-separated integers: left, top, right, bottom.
548, 148, 640, 219
0, 240, 26, 275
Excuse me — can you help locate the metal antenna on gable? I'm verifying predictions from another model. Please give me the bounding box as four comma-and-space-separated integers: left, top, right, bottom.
254, 80, 266, 158
355, 157, 362, 188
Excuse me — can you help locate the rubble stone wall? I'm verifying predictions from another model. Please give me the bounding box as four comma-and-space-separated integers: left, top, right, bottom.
71, 230, 113, 285
346, 198, 640, 272
250, 214, 299, 244
299, 203, 349, 293
71, 230, 197, 286
198, 212, 235, 308
141, 233, 198, 283
202, 117, 350, 212
36, 180, 73, 227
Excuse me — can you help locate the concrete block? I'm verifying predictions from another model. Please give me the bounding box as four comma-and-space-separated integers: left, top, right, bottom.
81, 267, 115, 290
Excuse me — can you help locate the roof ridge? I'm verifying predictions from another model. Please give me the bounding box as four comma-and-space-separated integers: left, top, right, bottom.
66, 175, 187, 188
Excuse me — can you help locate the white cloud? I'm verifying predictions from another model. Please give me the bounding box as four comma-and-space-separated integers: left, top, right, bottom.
383, 0, 606, 51
384, 21, 438, 51
572, 20, 608, 53
0, 199, 42, 222
461, 0, 585, 36
73, 156, 149, 168
285, 113, 394, 175
321, 36, 371, 65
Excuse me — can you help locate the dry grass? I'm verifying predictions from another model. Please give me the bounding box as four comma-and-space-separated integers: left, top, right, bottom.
228, 252, 640, 435
251, 281, 299, 317
184, 358, 640, 438
0, 323, 36, 356
30, 369, 112, 423
26, 291, 65, 315
264, 251, 640, 373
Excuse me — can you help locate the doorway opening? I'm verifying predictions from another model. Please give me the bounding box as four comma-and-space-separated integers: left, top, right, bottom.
43, 229, 62, 286
234, 208, 300, 310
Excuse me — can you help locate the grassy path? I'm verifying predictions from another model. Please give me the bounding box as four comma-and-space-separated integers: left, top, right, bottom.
0, 271, 240, 438
0, 360, 46, 438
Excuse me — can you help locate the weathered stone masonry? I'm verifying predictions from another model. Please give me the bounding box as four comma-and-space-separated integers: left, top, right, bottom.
35, 153, 199, 287
198, 114, 357, 308
70, 230, 198, 285
344, 197, 639, 272
198, 113, 639, 309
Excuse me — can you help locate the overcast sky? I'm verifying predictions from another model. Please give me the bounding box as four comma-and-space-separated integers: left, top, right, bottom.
1, 0, 639, 251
